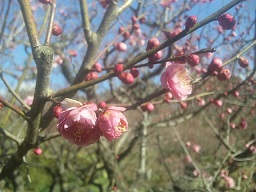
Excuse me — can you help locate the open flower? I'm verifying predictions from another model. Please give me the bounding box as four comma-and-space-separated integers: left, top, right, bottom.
57, 98, 101, 146
160, 62, 192, 100
97, 106, 128, 141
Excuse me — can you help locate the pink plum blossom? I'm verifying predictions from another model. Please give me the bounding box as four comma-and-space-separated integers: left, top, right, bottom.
192, 144, 201, 153
97, 106, 128, 141
57, 98, 101, 146
24, 95, 34, 105
160, 62, 192, 100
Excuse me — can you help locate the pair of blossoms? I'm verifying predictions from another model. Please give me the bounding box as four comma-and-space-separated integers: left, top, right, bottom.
57, 98, 128, 146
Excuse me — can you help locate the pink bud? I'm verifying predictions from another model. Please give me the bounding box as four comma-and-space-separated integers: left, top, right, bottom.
180, 101, 188, 109
97, 106, 128, 141
114, 63, 124, 74
240, 119, 248, 129
230, 123, 236, 129
98, 101, 107, 109
133, 23, 140, 30
186, 54, 200, 66
130, 68, 140, 78
238, 57, 249, 68
217, 68, 231, 81
39, 0, 51, 4
68, 50, 77, 57
164, 92, 173, 103
148, 50, 162, 63
92, 62, 102, 72
186, 141, 191, 147
141, 102, 154, 112
139, 16, 146, 23
185, 16, 197, 29
233, 91, 239, 97
214, 99, 223, 107
226, 108, 232, 114
224, 176, 235, 189
118, 27, 125, 34
84, 72, 98, 81
146, 38, 160, 51
115, 42, 127, 52
192, 144, 201, 153
193, 170, 200, 177
99, 0, 110, 8
53, 105, 62, 118
119, 72, 134, 84
207, 58, 222, 74
33, 148, 42, 155
218, 14, 236, 30
52, 24, 62, 36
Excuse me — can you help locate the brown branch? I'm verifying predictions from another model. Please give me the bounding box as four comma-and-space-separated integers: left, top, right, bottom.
0, 97, 28, 120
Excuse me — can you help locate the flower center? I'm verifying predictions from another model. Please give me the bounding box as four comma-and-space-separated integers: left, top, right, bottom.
176, 69, 191, 87
116, 119, 127, 132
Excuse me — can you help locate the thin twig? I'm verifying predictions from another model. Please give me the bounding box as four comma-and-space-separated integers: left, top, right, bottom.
0, 97, 29, 120
0, 71, 30, 110
0, 126, 21, 145
44, 0, 56, 45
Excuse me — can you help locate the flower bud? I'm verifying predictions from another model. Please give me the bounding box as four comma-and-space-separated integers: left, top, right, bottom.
238, 57, 249, 68
146, 38, 160, 51
186, 54, 200, 66
207, 58, 222, 74
98, 101, 107, 109
130, 68, 140, 78
53, 105, 62, 118
217, 68, 231, 81
141, 102, 154, 112
185, 16, 197, 29
68, 50, 77, 57
92, 62, 102, 72
114, 42, 127, 52
84, 72, 98, 81
39, 0, 51, 4
119, 72, 134, 84
114, 63, 124, 74
240, 118, 247, 129
214, 99, 223, 107
52, 24, 62, 36
33, 148, 42, 155
218, 14, 236, 30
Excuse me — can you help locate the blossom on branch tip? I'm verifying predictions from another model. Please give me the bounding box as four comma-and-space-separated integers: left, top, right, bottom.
97, 106, 128, 141
57, 98, 101, 146
160, 62, 192, 100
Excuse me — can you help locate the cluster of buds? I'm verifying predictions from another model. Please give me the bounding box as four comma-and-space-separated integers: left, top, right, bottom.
207, 58, 231, 80
114, 63, 140, 85
146, 38, 162, 68
83, 63, 103, 81
55, 98, 128, 146
220, 169, 235, 189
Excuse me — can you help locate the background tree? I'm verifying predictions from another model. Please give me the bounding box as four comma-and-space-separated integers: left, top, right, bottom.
0, 0, 255, 191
